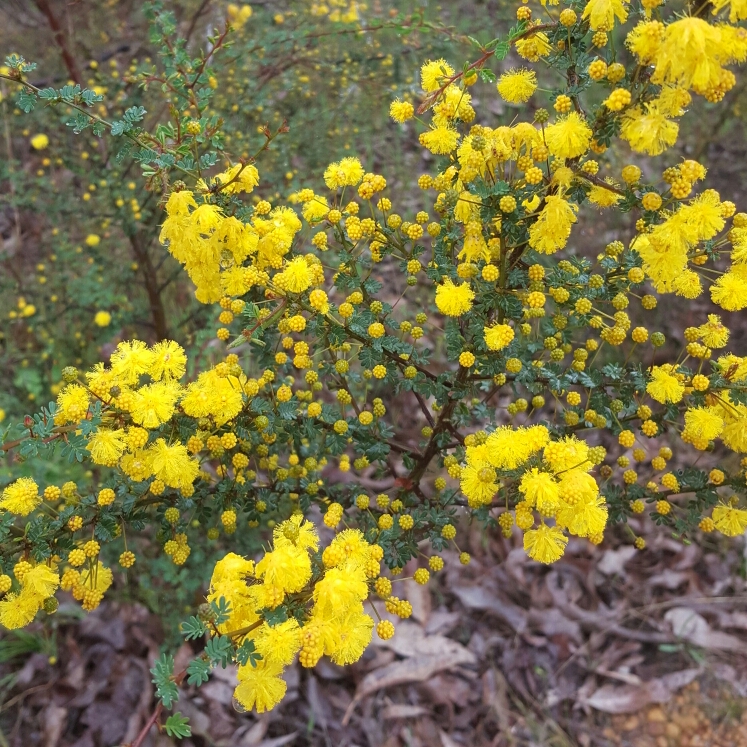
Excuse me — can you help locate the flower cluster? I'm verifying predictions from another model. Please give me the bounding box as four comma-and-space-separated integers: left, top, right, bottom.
204, 516, 410, 713
2, 0, 747, 722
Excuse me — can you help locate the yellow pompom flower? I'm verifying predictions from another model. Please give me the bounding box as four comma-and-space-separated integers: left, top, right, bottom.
484, 323, 514, 351
496, 69, 537, 103
544, 112, 593, 160
323, 157, 365, 189
581, 0, 629, 31
712, 503, 747, 536
646, 365, 685, 404
234, 660, 287, 714
1, 477, 41, 516
435, 278, 474, 317
94, 311, 111, 327
523, 524, 568, 564
528, 195, 578, 254
390, 99, 414, 122
274, 257, 313, 294
420, 59, 455, 92
30, 133, 49, 150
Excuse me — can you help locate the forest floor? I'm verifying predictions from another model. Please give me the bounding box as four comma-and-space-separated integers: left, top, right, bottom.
1, 515, 745, 747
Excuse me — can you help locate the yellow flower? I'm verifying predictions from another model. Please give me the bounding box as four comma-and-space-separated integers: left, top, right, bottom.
557, 493, 608, 538
147, 438, 199, 490
712, 503, 747, 536
30, 133, 49, 150
130, 381, 182, 429
0, 477, 40, 516
149, 340, 187, 381
698, 314, 729, 348
273, 514, 319, 554
620, 104, 679, 156
711, 0, 747, 22
683, 407, 724, 442
234, 660, 287, 714
711, 265, 747, 311
54, 384, 90, 426
544, 112, 593, 160
329, 609, 374, 665
651, 18, 731, 93
523, 525, 568, 564
94, 310, 111, 327
254, 619, 302, 667
110, 340, 154, 385
0, 589, 41, 629
581, 0, 629, 31
519, 469, 560, 512
274, 257, 313, 294
86, 428, 127, 467
255, 544, 312, 594
496, 69, 537, 103
390, 99, 414, 123
419, 127, 459, 155
483, 323, 515, 351
647, 365, 685, 404
435, 278, 474, 316
323, 157, 364, 189
420, 59, 455, 92
528, 195, 578, 255
515, 33, 552, 62
588, 182, 622, 208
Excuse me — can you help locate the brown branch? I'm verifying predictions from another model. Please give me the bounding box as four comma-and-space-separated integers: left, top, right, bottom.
33, 0, 81, 84
417, 23, 557, 114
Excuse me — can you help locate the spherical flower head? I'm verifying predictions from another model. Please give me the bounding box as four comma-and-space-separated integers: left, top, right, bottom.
30, 133, 49, 150
234, 660, 287, 714
420, 58, 455, 92
54, 383, 90, 426
582, 0, 629, 31
711, 265, 747, 312
519, 469, 560, 512
1, 477, 40, 516
323, 157, 364, 190
435, 278, 474, 317
544, 112, 593, 160
149, 340, 187, 380
274, 514, 319, 554
712, 504, 747, 537
528, 195, 578, 255
390, 99, 414, 123
483, 323, 515, 351
646, 365, 685, 404
419, 127, 459, 155
148, 438, 199, 490
254, 619, 302, 667
496, 69, 537, 104
274, 257, 313, 294
94, 310, 111, 327
86, 428, 127, 467
524, 525, 568, 564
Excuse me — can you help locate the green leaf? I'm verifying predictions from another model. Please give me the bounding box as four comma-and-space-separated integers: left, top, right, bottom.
16, 89, 36, 113
205, 635, 232, 668
236, 639, 262, 668
209, 597, 232, 626
164, 713, 192, 739
186, 657, 211, 686
180, 616, 208, 641
151, 653, 179, 709
493, 41, 511, 61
